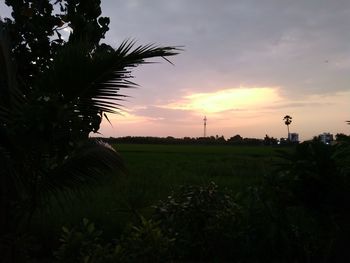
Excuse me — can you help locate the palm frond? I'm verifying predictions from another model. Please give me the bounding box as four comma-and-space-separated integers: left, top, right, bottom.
36, 40, 180, 115
86, 40, 180, 113
43, 139, 126, 197
0, 36, 181, 220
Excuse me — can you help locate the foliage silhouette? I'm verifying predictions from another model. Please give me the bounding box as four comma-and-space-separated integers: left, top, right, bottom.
264, 140, 350, 261
0, 1, 179, 260
283, 115, 292, 139
55, 217, 174, 263
153, 182, 242, 261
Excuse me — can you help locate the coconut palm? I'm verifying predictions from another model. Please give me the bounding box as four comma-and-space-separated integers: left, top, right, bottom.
283, 115, 292, 140
0, 20, 179, 233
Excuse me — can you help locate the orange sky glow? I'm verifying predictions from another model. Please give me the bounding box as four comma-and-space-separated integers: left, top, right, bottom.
163, 87, 281, 113
96, 87, 350, 141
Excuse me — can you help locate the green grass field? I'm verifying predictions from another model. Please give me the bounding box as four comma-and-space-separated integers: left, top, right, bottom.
33, 144, 290, 244
117, 143, 280, 188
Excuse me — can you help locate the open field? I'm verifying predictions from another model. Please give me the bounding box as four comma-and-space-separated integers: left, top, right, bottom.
32, 144, 291, 244
116, 143, 282, 190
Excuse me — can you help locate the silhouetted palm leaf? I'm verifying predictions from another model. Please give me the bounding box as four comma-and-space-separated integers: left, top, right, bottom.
41, 140, 125, 202
0, 26, 180, 225
283, 115, 292, 126
37, 41, 180, 114
30, 41, 180, 143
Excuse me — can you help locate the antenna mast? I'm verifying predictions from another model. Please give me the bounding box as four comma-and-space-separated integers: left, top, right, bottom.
203, 116, 207, 137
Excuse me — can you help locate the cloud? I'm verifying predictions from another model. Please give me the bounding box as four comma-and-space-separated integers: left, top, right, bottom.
262, 101, 334, 110
130, 105, 195, 124
0, 2, 11, 18
161, 86, 282, 113
66, 0, 350, 139
100, 0, 350, 102
3, 1, 349, 139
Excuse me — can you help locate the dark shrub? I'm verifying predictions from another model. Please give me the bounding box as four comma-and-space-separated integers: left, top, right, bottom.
55, 217, 173, 263
262, 141, 350, 262
153, 182, 242, 261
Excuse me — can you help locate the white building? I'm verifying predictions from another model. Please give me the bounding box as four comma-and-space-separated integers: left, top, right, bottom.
319, 133, 334, 144
288, 133, 299, 143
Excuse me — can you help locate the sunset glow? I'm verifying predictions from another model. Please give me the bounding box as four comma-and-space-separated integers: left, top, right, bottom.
163, 87, 281, 114
96, 89, 350, 140
67, 1, 350, 140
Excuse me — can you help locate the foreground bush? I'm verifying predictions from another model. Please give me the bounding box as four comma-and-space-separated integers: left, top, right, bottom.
260, 140, 350, 262
55, 183, 243, 262
54, 151, 350, 263
42, 141, 350, 262
150, 142, 350, 262
153, 182, 243, 261
55, 217, 173, 263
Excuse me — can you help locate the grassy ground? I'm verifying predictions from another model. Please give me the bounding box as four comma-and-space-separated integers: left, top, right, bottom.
32, 144, 290, 245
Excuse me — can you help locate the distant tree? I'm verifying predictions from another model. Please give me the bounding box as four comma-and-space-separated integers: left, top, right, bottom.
216, 135, 226, 144
279, 137, 287, 145
228, 134, 243, 144
264, 134, 278, 145
336, 133, 350, 142
283, 115, 292, 139
243, 137, 263, 145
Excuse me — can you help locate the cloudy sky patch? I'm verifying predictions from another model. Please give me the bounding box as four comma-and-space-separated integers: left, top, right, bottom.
2, 0, 350, 139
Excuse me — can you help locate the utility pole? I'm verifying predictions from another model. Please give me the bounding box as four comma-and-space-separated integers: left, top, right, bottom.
203, 116, 207, 137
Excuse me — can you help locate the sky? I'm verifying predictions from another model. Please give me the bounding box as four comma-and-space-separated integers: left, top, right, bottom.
2, 0, 350, 140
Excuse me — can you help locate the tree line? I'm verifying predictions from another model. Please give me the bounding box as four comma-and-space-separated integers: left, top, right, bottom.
101, 134, 282, 146
101, 133, 350, 146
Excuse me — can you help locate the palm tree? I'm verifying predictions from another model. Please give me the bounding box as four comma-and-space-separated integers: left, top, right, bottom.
0, 20, 179, 234
283, 115, 292, 140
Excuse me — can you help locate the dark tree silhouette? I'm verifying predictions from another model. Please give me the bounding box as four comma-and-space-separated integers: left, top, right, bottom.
0, 1, 179, 258
283, 115, 292, 139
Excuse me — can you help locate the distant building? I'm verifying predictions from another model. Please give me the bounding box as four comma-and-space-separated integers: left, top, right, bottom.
288, 133, 299, 143
319, 133, 334, 144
